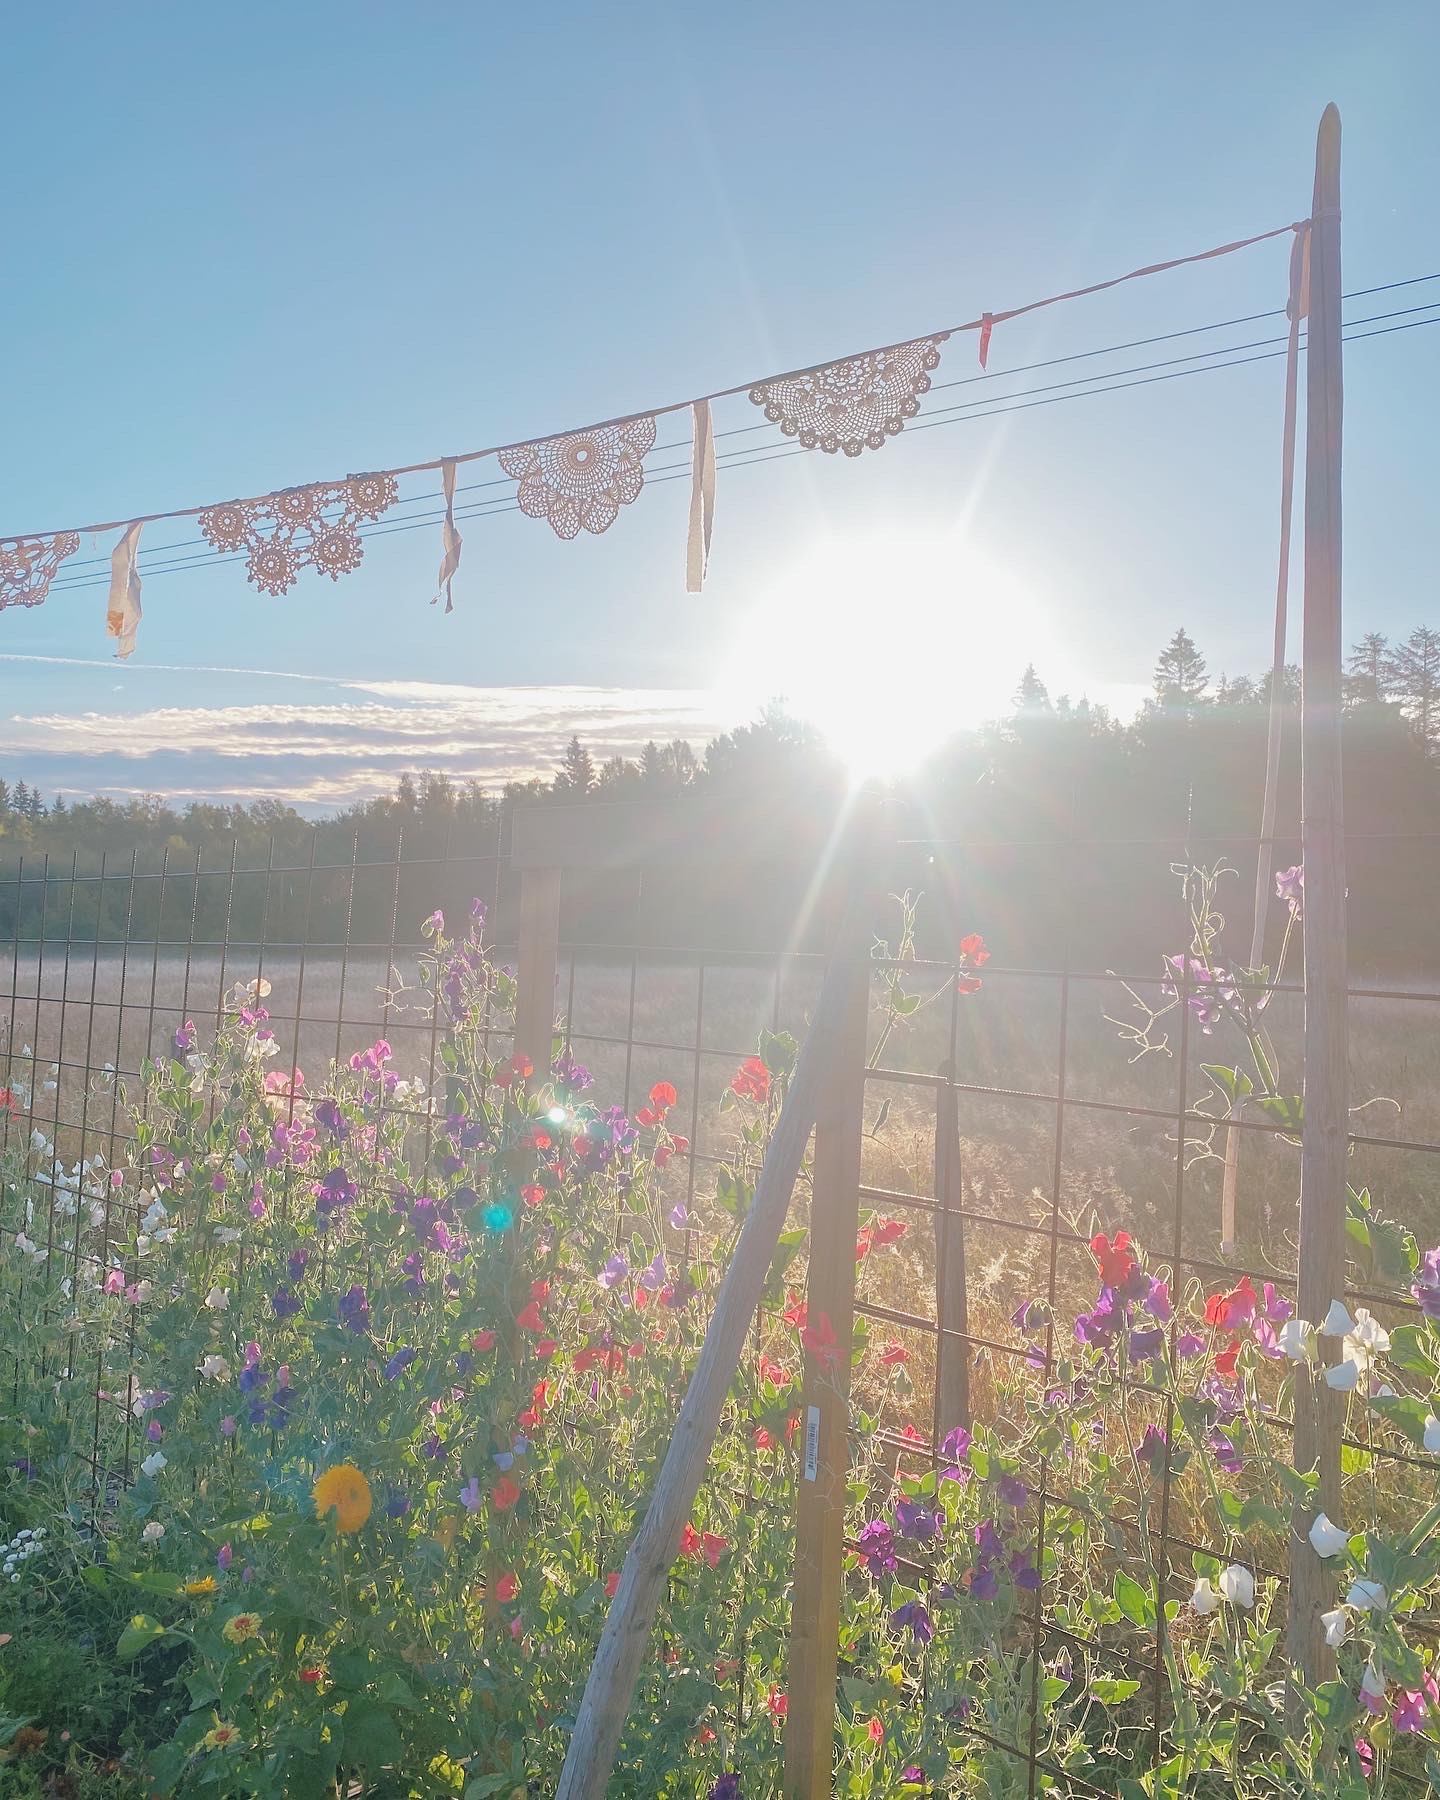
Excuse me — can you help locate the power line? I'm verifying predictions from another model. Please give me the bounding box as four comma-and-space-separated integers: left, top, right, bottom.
45, 308, 1440, 599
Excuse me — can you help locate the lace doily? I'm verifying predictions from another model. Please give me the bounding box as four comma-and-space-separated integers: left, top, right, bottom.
499, 417, 657, 539
0, 533, 80, 611
198, 474, 398, 596
748, 334, 949, 456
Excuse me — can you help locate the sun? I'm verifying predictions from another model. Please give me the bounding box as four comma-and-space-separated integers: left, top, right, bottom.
721, 529, 1043, 778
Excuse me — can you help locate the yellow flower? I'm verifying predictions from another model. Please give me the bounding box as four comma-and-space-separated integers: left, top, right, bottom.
312, 1462, 372, 1533
202, 1720, 241, 1750
221, 1611, 262, 1646
184, 1576, 218, 1597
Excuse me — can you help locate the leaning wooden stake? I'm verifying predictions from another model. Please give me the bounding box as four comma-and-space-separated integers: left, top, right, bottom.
554, 812, 882, 1800
1287, 100, 1347, 1696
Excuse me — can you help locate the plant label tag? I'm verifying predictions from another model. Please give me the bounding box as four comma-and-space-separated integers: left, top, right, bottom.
803, 1405, 820, 1482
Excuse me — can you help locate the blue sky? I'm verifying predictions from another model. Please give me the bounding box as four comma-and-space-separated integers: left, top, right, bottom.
1, 3, 1436, 807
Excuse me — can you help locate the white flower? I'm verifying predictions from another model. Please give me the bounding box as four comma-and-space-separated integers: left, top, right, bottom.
198, 1354, 230, 1382
1308, 1513, 1349, 1558
140, 1450, 166, 1478
1219, 1564, 1256, 1609
212, 1227, 242, 1246
141, 1521, 165, 1542
1346, 1577, 1386, 1612
205, 1286, 230, 1312
131, 1280, 153, 1305
1423, 1415, 1440, 1453
1319, 1299, 1356, 1337
1324, 1358, 1361, 1391
1277, 1318, 1314, 1361
1189, 1576, 1221, 1615
1349, 1308, 1390, 1355
30, 1529, 43, 1541
1360, 1658, 1386, 1700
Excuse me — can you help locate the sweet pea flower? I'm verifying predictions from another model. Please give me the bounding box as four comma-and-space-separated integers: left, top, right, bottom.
459, 1477, 482, 1513
1359, 1660, 1387, 1714
597, 1252, 629, 1291
1319, 1299, 1356, 1338
205, 1286, 230, 1312
1309, 1513, 1349, 1558
1190, 1577, 1220, 1615
1218, 1564, 1255, 1609
889, 1599, 934, 1644
198, 1354, 230, 1382
1346, 1578, 1386, 1612
1277, 1318, 1314, 1361
1424, 1414, 1440, 1454
1325, 1359, 1361, 1392
140, 1450, 166, 1478
1321, 1606, 1349, 1647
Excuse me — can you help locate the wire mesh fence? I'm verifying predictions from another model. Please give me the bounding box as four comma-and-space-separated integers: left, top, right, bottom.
1, 813, 1437, 1791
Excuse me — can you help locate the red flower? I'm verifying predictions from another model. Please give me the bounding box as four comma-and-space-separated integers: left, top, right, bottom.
510, 1054, 533, 1080
767, 1687, 788, 1720
530, 1279, 551, 1303
1204, 1275, 1257, 1332
0, 1088, 18, 1118
802, 1310, 841, 1370
758, 1355, 789, 1386
636, 1107, 660, 1128
959, 933, 990, 966
782, 1292, 809, 1330
471, 1329, 497, 1352
534, 1338, 557, 1360
867, 1717, 884, 1744
679, 1522, 702, 1559
730, 1056, 771, 1104
496, 1571, 519, 1603
855, 1226, 873, 1262
715, 1657, 741, 1681
650, 1081, 677, 1111
520, 1184, 545, 1208
515, 1301, 544, 1333
1214, 1336, 1241, 1379
492, 1476, 521, 1512
754, 1426, 776, 1451
872, 1218, 907, 1247
299, 1666, 323, 1685
604, 1571, 621, 1598
1090, 1231, 1136, 1288
880, 1342, 910, 1367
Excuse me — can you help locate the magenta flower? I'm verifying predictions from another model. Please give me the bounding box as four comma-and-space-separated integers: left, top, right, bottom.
973, 1520, 1004, 1562
970, 1564, 999, 1601
893, 1498, 944, 1543
890, 1599, 935, 1644
1413, 1247, 1440, 1321
1142, 1277, 1172, 1322
996, 1474, 1030, 1508
1175, 1331, 1206, 1358
337, 1284, 370, 1333
1009, 1550, 1041, 1590
173, 1019, 196, 1054
855, 1519, 897, 1577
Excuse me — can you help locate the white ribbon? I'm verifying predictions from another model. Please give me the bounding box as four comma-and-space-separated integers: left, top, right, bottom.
685, 400, 716, 593
106, 521, 143, 659
434, 457, 462, 612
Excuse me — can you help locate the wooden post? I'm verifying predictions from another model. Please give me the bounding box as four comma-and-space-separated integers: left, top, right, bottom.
553, 809, 883, 1800
514, 865, 561, 1077
934, 1074, 971, 1443
783, 924, 871, 1798
1288, 101, 1346, 1695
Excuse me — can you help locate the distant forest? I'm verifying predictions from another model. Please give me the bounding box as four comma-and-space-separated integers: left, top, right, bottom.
1, 625, 1437, 975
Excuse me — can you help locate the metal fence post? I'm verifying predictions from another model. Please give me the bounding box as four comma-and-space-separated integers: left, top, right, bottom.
934, 1072, 971, 1441
1288, 100, 1347, 1694
514, 865, 561, 1078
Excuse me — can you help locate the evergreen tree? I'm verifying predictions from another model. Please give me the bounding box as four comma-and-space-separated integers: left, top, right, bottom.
1345, 631, 1396, 707
1013, 665, 1052, 713
1390, 626, 1440, 757
553, 736, 596, 798
1152, 628, 1209, 707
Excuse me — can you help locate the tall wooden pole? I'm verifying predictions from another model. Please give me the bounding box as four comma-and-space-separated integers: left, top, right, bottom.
1288, 101, 1346, 1694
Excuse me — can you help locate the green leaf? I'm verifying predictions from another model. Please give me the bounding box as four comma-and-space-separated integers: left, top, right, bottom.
341, 1700, 403, 1771
1256, 1093, 1304, 1132
1367, 1393, 1432, 1447
1113, 1572, 1155, 1629
759, 1029, 797, 1080
117, 1612, 168, 1657
1092, 1677, 1142, 1705
1387, 1325, 1438, 1377
1202, 1064, 1253, 1107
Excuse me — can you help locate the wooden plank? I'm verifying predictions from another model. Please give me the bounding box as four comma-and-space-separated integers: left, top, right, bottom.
553, 810, 883, 1800
513, 865, 561, 1077
783, 936, 871, 1798
1288, 101, 1347, 1695
934, 1075, 971, 1443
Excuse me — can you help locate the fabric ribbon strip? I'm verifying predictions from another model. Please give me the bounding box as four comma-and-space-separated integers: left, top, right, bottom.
106, 521, 144, 659
435, 458, 462, 613
686, 401, 716, 593
977, 313, 995, 370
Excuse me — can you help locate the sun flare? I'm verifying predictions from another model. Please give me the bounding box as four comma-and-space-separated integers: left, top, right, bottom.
721, 530, 1044, 778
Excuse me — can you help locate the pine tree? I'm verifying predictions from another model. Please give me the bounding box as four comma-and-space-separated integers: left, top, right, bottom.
1390, 626, 1440, 757
553, 736, 596, 798
1152, 629, 1209, 707
1345, 632, 1396, 707
0, 780, 10, 816
1013, 665, 1052, 713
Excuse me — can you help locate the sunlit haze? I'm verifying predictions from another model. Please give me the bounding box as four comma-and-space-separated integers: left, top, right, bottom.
722, 531, 1044, 777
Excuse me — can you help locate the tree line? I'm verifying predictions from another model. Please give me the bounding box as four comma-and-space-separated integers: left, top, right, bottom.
1, 625, 1437, 973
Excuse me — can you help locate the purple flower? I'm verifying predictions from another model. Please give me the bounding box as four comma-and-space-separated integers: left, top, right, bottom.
1128, 1325, 1165, 1364
638, 1250, 666, 1292
385, 1488, 411, 1519
1136, 1424, 1168, 1474
384, 1347, 416, 1381
901, 1771, 924, 1789
286, 1248, 309, 1285
271, 1285, 301, 1321
1162, 955, 1238, 1034
890, 1599, 935, 1644
973, 1520, 1004, 1562
667, 1201, 689, 1229
1275, 864, 1304, 919
1011, 1299, 1045, 1332
1075, 1290, 1122, 1346
337, 1284, 370, 1333
1175, 1330, 1206, 1359
217, 1543, 232, 1571
1142, 1277, 1173, 1322
855, 1519, 898, 1578
173, 1019, 196, 1055
1412, 1248, 1440, 1321
1009, 1550, 1041, 1591
459, 1476, 482, 1513
551, 1053, 594, 1093
597, 1251, 629, 1291
939, 1426, 972, 1483
893, 1499, 944, 1543
423, 1433, 445, 1460
996, 1474, 1030, 1508
1207, 1428, 1242, 1474
970, 1564, 999, 1601
314, 1097, 348, 1139
708, 1777, 742, 1800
